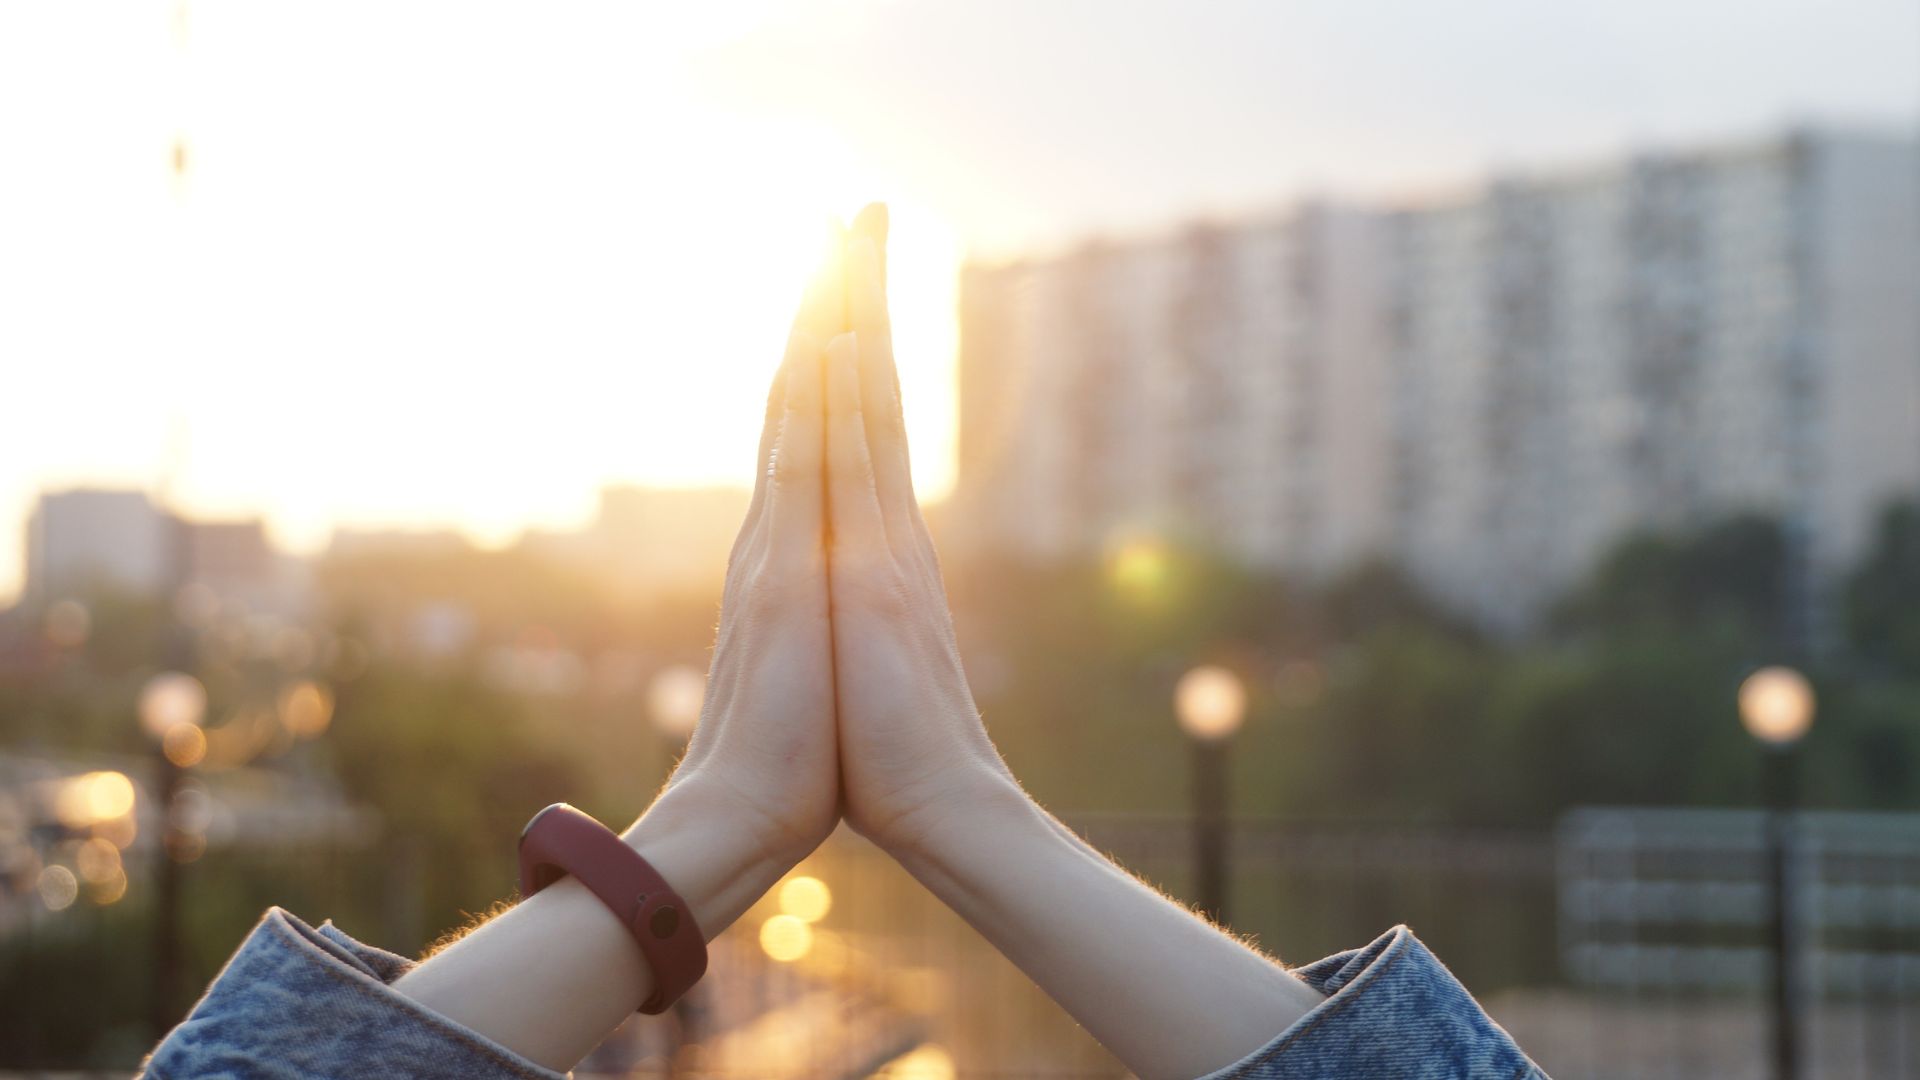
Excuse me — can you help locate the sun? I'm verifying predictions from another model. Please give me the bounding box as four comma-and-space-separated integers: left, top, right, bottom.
596, 111, 961, 502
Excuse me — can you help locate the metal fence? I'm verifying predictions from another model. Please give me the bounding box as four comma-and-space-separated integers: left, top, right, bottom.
576, 811, 1920, 1079
8, 788, 1920, 1077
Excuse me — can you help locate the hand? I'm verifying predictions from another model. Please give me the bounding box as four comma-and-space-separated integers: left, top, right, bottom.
823, 206, 1019, 855
391, 246, 851, 1068
637, 242, 846, 930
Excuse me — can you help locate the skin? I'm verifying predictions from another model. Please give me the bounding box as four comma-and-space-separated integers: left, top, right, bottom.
391, 236, 847, 1069
828, 206, 1323, 1080
392, 208, 1322, 1079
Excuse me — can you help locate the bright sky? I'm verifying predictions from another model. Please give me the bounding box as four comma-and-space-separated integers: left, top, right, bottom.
3, 0, 1915, 602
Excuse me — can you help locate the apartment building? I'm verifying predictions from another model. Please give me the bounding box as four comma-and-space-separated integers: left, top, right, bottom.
952, 129, 1919, 632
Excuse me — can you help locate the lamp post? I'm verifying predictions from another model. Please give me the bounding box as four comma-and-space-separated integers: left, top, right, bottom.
138, 670, 206, 1038
1175, 665, 1246, 924
1738, 665, 1815, 1080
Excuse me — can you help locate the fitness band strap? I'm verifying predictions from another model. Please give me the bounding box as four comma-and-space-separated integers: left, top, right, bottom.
516, 803, 709, 1014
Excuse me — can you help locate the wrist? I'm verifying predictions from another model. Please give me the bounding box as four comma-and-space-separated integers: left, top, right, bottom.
621, 778, 798, 938
875, 764, 1036, 864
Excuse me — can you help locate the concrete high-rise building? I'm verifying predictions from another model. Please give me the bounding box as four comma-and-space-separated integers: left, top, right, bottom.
23, 490, 175, 604
952, 128, 1920, 632
953, 204, 1391, 582
22, 489, 307, 615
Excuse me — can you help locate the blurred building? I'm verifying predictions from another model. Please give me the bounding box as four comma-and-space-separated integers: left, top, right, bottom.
21, 488, 308, 616
325, 526, 474, 560
956, 205, 1389, 580
520, 484, 750, 597
24, 490, 175, 603
953, 128, 1920, 632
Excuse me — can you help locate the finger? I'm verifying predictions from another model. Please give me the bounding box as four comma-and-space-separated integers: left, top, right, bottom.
798, 217, 848, 346
739, 356, 790, 533
748, 233, 843, 555
824, 332, 885, 553
767, 332, 826, 562
847, 231, 918, 545
850, 202, 887, 284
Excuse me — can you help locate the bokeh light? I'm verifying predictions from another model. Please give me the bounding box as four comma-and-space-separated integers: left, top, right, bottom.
1107, 537, 1172, 604
759, 913, 814, 963
279, 680, 335, 739
163, 722, 208, 767
91, 867, 129, 905
1738, 666, 1816, 745
777, 875, 832, 923
648, 664, 706, 741
37, 865, 78, 911
74, 837, 122, 884
43, 599, 90, 648
1175, 665, 1248, 741
139, 672, 207, 741
54, 771, 136, 827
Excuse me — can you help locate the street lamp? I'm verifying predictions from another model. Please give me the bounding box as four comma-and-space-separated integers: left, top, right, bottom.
1175, 665, 1246, 924
139, 670, 206, 1038
1738, 665, 1815, 1080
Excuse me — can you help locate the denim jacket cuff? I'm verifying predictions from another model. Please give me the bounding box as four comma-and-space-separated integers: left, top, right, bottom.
142, 907, 563, 1080
1201, 926, 1546, 1080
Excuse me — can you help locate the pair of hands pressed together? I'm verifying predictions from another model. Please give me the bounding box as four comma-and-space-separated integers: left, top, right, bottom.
671, 202, 1003, 888
394, 206, 1322, 1080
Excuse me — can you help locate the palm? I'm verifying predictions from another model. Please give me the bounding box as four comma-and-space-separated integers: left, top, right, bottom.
668, 249, 847, 863
824, 206, 1005, 847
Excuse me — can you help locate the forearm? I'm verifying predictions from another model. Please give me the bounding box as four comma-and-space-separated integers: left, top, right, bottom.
891, 774, 1323, 1080
390, 782, 791, 1072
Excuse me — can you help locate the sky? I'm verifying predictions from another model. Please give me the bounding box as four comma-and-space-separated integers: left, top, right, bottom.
2, 0, 1915, 602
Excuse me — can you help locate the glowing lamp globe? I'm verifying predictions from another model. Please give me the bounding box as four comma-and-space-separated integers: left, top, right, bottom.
1738, 666, 1816, 746
139, 672, 208, 742
1175, 665, 1247, 742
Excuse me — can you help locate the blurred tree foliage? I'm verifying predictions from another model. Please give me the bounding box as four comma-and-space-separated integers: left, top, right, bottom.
949, 508, 1920, 825
8, 505, 1920, 1065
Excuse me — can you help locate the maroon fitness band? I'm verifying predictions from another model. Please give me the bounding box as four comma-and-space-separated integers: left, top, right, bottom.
517, 803, 708, 1014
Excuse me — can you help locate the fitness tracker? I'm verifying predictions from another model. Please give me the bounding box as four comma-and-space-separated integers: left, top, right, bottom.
517, 803, 708, 1013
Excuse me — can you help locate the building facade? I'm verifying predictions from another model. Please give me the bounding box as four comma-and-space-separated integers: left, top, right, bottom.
952, 129, 1920, 632
22, 489, 306, 616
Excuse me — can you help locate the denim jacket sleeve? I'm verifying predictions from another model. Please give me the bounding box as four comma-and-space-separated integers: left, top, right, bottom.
141, 907, 563, 1080
1206, 926, 1548, 1080
145, 911, 1543, 1080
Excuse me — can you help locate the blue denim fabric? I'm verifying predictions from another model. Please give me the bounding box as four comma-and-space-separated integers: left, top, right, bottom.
1208, 926, 1547, 1080
142, 908, 562, 1080
145, 910, 1544, 1079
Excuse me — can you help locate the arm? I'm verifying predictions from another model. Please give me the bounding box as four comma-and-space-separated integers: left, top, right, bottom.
385, 782, 794, 1071
889, 779, 1326, 1079
823, 207, 1320, 1080
390, 246, 848, 1071
147, 246, 848, 1079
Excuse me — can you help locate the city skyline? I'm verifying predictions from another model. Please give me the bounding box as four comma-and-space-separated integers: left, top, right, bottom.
4, 1, 1915, 603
